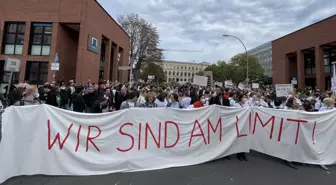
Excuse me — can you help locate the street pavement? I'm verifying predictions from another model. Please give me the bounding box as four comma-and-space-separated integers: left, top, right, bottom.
2, 151, 336, 185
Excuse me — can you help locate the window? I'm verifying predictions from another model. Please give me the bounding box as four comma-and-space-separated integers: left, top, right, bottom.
304, 53, 315, 74
25, 62, 48, 85
2, 22, 25, 55
0, 61, 20, 83
29, 23, 52, 56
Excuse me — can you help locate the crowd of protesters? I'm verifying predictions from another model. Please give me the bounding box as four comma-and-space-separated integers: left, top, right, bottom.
2, 79, 336, 170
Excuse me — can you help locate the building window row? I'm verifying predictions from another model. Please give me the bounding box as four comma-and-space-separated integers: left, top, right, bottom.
2, 22, 52, 56
165, 70, 197, 77
164, 65, 202, 71
0, 60, 48, 85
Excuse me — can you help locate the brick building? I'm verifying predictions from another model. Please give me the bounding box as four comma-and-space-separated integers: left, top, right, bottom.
0, 0, 130, 85
272, 15, 336, 91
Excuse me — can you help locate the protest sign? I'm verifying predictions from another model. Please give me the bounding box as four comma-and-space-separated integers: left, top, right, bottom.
1, 105, 336, 183
275, 84, 293, 97
193, 75, 208, 86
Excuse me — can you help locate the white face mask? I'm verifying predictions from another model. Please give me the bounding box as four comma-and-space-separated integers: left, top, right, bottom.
35, 93, 40, 98
288, 95, 293, 98
212, 92, 217, 97
242, 98, 248, 103
128, 102, 135, 107
200, 99, 206, 104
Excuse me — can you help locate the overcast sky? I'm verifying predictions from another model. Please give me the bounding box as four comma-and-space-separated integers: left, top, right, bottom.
97, 0, 336, 63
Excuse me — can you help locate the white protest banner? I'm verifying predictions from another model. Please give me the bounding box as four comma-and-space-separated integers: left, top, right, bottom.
2, 105, 336, 184
250, 107, 336, 165
193, 75, 208, 86
0, 105, 249, 183
275, 84, 293, 97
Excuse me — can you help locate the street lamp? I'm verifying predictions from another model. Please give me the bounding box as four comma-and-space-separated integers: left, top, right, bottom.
223, 34, 249, 82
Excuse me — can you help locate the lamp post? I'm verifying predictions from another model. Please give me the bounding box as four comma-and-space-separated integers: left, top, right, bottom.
223, 34, 249, 82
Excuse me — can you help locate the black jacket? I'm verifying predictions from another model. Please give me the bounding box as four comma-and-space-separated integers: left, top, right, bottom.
209, 95, 230, 107
72, 93, 86, 113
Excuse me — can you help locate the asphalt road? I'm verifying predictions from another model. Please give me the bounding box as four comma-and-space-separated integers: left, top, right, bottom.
2, 151, 336, 185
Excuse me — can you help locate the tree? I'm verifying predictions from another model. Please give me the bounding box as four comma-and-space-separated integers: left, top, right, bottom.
203, 61, 230, 82
140, 62, 166, 82
118, 14, 163, 81
228, 54, 264, 84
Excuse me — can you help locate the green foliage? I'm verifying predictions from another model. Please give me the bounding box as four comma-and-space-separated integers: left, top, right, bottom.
140, 62, 166, 82
203, 54, 264, 84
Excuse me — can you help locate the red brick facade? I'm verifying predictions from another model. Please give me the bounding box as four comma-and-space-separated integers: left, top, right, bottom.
272, 15, 336, 91
0, 0, 130, 84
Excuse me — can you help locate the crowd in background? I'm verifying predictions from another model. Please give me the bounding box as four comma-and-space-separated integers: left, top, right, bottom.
3, 79, 336, 113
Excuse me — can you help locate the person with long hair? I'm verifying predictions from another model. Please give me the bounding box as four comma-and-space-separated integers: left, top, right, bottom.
140, 92, 158, 108
192, 93, 206, 108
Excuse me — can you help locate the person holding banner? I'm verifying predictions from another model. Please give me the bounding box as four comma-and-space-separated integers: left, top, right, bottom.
192, 93, 206, 108
139, 92, 158, 108
318, 98, 335, 111
234, 94, 250, 108
209, 87, 230, 107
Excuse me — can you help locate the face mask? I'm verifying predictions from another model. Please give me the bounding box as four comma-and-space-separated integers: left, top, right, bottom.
128, 102, 135, 107
212, 92, 217, 97
205, 97, 209, 101
243, 98, 248, 103
288, 95, 293, 98
35, 93, 40, 98
201, 99, 206, 104
61, 86, 66, 90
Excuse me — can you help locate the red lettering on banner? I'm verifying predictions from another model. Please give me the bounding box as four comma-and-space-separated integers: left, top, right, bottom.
312, 121, 317, 145
145, 122, 162, 149
47, 120, 73, 150
189, 120, 207, 147
207, 117, 222, 144
236, 116, 248, 138
277, 118, 284, 142
138, 123, 142, 150
252, 112, 275, 139
287, 118, 308, 145
85, 126, 102, 152
117, 123, 134, 152
164, 121, 180, 148
75, 125, 82, 152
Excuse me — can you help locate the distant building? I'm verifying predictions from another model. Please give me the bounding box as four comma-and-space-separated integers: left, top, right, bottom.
248, 42, 272, 77
162, 61, 210, 83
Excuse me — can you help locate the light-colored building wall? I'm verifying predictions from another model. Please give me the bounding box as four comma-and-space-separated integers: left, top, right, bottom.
162, 61, 210, 83
248, 42, 272, 77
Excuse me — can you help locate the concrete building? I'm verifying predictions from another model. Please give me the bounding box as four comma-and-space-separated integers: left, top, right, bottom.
162, 61, 210, 83
272, 14, 336, 91
248, 42, 272, 77
0, 0, 130, 85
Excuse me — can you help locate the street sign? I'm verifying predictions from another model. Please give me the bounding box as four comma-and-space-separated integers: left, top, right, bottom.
51, 54, 60, 71
5, 58, 21, 72
51, 63, 60, 71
